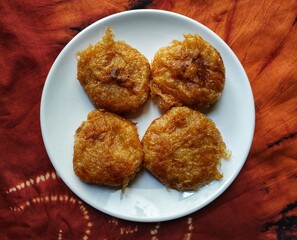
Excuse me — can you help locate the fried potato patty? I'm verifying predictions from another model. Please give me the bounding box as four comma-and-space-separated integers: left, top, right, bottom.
77, 27, 150, 113
73, 109, 143, 189
151, 34, 225, 110
142, 107, 230, 191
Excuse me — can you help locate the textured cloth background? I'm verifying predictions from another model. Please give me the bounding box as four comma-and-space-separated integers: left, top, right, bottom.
1, 1, 296, 239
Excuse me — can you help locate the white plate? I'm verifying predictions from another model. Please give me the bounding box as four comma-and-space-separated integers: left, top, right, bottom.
40, 9, 255, 222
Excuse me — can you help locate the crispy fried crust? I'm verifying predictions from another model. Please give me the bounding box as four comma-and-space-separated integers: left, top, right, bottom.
77, 27, 150, 113
151, 34, 225, 110
73, 109, 143, 189
142, 107, 230, 191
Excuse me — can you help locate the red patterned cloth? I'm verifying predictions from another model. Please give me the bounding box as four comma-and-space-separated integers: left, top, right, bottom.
1, 1, 296, 239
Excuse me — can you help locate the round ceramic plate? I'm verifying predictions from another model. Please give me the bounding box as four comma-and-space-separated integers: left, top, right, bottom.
40, 10, 255, 222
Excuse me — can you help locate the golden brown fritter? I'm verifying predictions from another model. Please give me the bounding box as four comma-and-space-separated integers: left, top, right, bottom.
77, 27, 150, 113
142, 107, 230, 191
73, 109, 143, 189
151, 34, 225, 110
